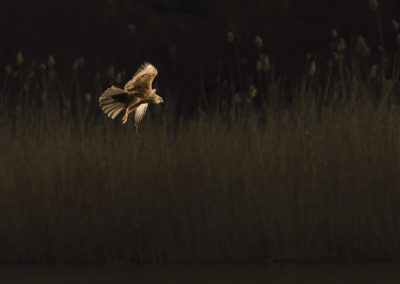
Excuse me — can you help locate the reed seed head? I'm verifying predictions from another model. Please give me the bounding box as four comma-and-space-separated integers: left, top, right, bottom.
393, 19, 400, 32
5, 64, 12, 75
356, 36, 371, 57
227, 32, 234, 43
249, 84, 257, 98
128, 24, 136, 34
308, 61, 316, 76
231, 93, 240, 105
333, 52, 339, 61
85, 93, 91, 103
337, 38, 346, 52
255, 60, 262, 72
107, 66, 115, 80
263, 56, 270, 71
16, 52, 23, 65
72, 57, 84, 70
115, 72, 123, 84
369, 0, 378, 10
27, 70, 35, 80
254, 36, 263, 48
48, 55, 55, 67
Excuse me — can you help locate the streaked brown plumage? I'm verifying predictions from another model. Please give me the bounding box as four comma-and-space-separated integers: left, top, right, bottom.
99, 62, 163, 131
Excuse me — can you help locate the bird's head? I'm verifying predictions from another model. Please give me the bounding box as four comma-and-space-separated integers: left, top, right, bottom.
154, 95, 164, 104
152, 89, 163, 104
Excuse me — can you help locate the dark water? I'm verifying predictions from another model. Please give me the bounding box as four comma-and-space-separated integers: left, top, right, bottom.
0, 263, 399, 284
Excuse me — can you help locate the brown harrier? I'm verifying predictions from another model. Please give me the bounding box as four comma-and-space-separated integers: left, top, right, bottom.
99, 62, 163, 130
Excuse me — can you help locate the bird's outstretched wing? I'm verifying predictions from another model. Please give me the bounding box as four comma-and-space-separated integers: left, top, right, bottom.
124, 62, 158, 92
134, 103, 149, 128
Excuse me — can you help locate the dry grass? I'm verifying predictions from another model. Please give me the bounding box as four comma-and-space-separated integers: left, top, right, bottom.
1, 68, 400, 264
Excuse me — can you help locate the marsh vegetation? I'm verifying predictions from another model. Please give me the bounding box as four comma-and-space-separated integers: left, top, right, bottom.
1, 8, 400, 264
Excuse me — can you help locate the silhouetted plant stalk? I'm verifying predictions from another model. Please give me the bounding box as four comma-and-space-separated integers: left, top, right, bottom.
16, 52, 24, 107
370, 0, 387, 82
1, 65, 12, 108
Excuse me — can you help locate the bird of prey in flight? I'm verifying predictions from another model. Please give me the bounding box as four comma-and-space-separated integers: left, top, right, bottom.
99, 62, 163, 132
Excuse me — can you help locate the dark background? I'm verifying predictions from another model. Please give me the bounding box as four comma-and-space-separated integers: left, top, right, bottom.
1, 0, 400, 103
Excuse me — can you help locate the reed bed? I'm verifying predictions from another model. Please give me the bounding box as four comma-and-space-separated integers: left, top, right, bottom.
1, 67, 400, 264
1, 9, 400, 263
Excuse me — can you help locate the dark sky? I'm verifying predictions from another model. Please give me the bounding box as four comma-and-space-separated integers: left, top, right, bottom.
1, 0, 400, 101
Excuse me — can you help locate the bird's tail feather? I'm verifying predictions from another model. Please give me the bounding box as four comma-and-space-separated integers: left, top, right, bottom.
99, 86, 126, 119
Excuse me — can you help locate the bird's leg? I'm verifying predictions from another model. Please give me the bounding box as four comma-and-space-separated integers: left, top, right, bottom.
122, 111, 128, 125
122, 106, 135, 125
